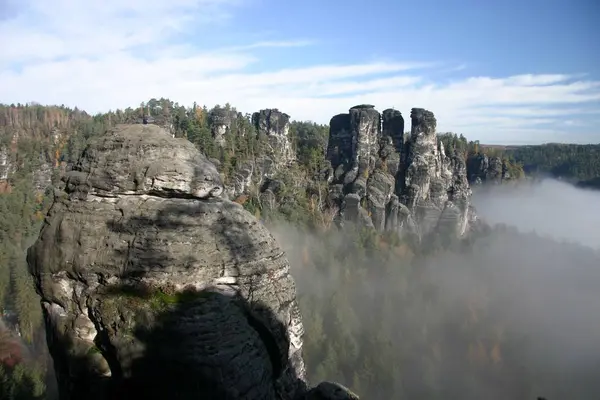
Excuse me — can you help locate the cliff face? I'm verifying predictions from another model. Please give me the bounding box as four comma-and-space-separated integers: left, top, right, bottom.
27, 124, 356, 400
327, 106, 474, 239
467, 153, 508, 185
228, 108, 295, 198
209, 106, 239, 147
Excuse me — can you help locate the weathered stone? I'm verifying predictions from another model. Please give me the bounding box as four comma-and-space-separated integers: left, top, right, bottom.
381, 108, 405, 157
208, 106, 238, 147
325, 106, 474, 238
27, 124, 354, 400
252, 108, 295, 174
467, 153, 503, 184
0, 146, 11, 180
349, 105, 381, 176
223, 108, 295, 198
326, 113, 352, 172
62, 124, 224, 200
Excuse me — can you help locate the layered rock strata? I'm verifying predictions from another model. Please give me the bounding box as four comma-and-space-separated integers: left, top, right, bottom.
326, 106, 473, 238
27, 124, 354, 400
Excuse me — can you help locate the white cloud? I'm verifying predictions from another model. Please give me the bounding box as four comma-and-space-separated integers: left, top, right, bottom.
1, 0, 599, 144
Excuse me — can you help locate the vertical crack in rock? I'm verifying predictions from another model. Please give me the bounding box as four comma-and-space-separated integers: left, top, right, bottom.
326, 105, 474, 240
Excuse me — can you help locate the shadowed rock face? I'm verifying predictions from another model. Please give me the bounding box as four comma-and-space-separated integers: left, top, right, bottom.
327, 106, 473, 239
27, 124, 356, 400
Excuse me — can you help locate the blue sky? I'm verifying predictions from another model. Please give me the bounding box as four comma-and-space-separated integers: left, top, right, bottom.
0, 0, 598, 144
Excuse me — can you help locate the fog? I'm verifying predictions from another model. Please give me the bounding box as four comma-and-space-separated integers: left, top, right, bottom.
270, 179, 600, 399
472, 178, 600, 250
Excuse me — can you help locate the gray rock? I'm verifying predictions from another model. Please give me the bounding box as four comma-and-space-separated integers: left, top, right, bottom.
325, 106, 474, 238
349, 105, 381, 176
63, 124, 224, 200
209, 106, 238, 147
226, 109, 295, 198
326, 113, 352, 172
0, 146, 11, 180
252, 108, 295, 175
27, 124, 352, 400
467, 153, 503, 184
227, 159, 255, 199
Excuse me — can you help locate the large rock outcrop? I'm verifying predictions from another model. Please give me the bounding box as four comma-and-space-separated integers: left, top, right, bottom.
327, 106, 473, 238
208, 106, 239, 147
227, 109, 295, 198
467, 153, 504, 185
252, 108, 295, 176
27, 124, 355, 400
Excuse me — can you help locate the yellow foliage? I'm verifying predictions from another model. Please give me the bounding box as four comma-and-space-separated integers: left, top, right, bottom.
195, 107, 205, 125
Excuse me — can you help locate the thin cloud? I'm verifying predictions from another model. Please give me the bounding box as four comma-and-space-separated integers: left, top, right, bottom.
223, 40, 317, 51
1, 1, 599, 144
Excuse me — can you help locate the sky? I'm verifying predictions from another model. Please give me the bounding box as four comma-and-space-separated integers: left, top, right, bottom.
0, 0, 599, 144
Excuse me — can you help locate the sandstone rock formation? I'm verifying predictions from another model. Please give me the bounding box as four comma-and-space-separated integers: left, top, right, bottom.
327, 106, 473, 238
209, 105, 238, 147
467, 153, 505, 185
227, 108, 295, 198
0, 147, 11, 181
27, 124, 355, 400
252, 108, 295, 175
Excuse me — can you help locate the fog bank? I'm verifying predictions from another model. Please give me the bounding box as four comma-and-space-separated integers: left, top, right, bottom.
472, 179, 600, 249
269, 179, 600, 399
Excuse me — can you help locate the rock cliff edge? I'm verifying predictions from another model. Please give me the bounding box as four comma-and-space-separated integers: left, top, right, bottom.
27, 124, 357, 400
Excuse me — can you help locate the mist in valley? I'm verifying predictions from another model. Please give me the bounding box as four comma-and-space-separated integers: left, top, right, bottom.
272, 179, 600, 399
472, 178, 600, 250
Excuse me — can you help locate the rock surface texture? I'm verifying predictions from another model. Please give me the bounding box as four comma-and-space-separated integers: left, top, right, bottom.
227, 108, 295, 198
209, 105, 239, 147
327, 106, 474, 239
251, 108, 295, 173
467, 153, 509, 185
27, 124, 354, 400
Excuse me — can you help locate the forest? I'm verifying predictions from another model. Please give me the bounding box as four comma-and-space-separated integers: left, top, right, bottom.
0, 100, 599, 399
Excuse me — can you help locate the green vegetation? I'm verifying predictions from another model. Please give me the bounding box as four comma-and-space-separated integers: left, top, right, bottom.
0, 363, 46, 400
0, 101, 598, 399
103, 283, 214, 312
505, 143, 600, 184
438, 132, 525, 179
